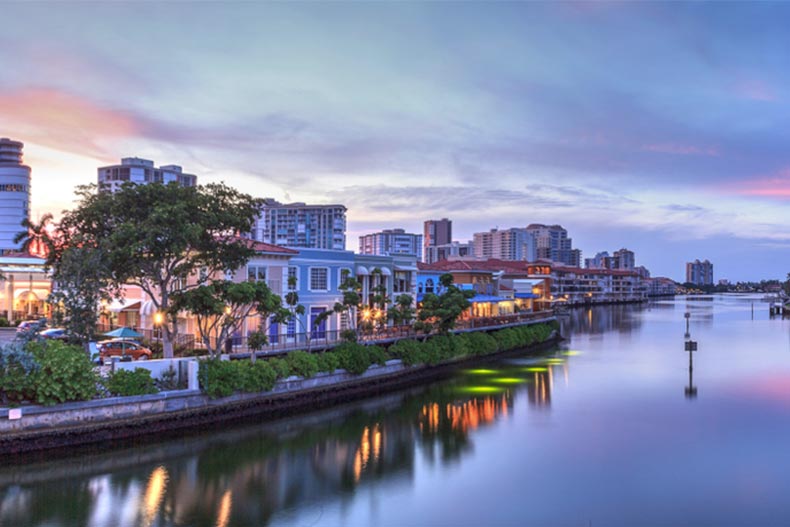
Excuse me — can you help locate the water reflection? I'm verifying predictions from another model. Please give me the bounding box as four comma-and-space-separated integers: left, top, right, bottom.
0, 358, 560, 527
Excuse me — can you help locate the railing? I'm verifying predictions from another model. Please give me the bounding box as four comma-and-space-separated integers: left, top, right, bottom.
90, 310, 556, 357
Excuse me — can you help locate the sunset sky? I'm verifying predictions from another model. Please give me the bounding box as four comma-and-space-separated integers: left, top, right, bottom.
2, 2, 790, 281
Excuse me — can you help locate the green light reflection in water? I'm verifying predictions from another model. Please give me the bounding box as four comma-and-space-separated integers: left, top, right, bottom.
455, 386, 505, 394
524, 367, 548, 372
464, 369, 499, 375
562, 350, 582, 356
492, 377, 529, 384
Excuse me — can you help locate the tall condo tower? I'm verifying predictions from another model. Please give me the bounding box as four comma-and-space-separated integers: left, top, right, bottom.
0, 138, 31, 252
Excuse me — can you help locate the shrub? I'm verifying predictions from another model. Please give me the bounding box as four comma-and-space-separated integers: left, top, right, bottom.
0, 344, 38, 405
199, 359, 243, 399
286, 351, 319, 379
367, 345, 389, 366
316, 352, 340, 373
467, 332, 498, 356
0, 317, 9, 328
30, 340, 99, 405
156, 365, 183, 391
269, 357, 292, 379
105, 368, 158, 396
334, 342, 371, 375
388, 339, 425, 366
243, 360, 277, 392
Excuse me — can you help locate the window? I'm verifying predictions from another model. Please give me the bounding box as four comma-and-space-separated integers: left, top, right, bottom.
425, 278, 435, 294
394, 271, 409, 293
310, 267, 329, 291
287, 316, 296, 339
338, 268, 352, 290
248, 266, 267, 282
288, 266, 298, 290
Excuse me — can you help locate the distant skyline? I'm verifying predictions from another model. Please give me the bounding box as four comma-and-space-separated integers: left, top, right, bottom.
2, 2, 790, 281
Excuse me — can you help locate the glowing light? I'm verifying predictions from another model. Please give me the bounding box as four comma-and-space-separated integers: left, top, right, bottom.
455, 386, 505, 394
216, 490, 232, 527
362, 309, 371, 320
140, 466, 168, 527
541, 358, 565, 365
153, 312, 163, 325
524, 367, 548, 372
465, 368, 498, 375
492, 377, 528, 384
562, 350, 582, 356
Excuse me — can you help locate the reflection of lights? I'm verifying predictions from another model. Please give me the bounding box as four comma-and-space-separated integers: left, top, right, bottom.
353, 423, 383, 483
216, 490, 232, 527
492, 377, 528, 384
562, 350, 582, 356
455, 386, 504, 394
524, 367, 548, 372
141, 466, 168, 527
465, 369, 498, 375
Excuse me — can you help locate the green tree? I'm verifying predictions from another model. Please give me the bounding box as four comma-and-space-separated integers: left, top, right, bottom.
315, 270, 361, 342
47, 240, 115, 355
389, 294, 415, 326
57, 182, 263, 358
283, 275, 311, 350
415, 273, 474, 336
170, 279, 286, 359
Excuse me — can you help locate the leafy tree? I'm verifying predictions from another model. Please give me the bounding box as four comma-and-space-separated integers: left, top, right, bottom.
57, 182, 264, 358
170, 279, 286, 358
315, 271, 361, 342
414, 273, 474, 336
48, 242, 115, 354
283, 275, 312, 350
389, 294, 415, 326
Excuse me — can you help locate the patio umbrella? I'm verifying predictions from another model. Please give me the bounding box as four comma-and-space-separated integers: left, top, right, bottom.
103, 327, 143, 339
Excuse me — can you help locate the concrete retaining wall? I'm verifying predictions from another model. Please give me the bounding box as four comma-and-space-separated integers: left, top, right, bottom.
0, 360, 408, 434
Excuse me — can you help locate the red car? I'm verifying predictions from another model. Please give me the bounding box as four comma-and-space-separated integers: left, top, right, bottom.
98, 339, 153, 361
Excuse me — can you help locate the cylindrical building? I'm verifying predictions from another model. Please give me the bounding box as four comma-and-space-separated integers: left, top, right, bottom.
0, 138, 31, 253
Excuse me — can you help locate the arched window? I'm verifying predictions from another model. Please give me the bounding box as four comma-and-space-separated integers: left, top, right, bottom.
426, 278, 435, 294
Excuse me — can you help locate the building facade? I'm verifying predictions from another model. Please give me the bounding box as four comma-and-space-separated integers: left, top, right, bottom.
525, 224, 578, 266
686, 259, 713, 286
252, 199, 347, 251
424, 241, 474, 265
472, 228, 536, 262
359, 228, 423, 260
423, 218, 452, 262
0, 138, 31, 252
98, 157, 197, 191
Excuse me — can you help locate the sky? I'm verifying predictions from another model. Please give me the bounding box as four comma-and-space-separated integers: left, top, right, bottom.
2, 2, 790, 282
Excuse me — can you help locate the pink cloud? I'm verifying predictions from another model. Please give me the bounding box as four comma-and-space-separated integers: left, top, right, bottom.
642, 143, 720, 157
727, 167, 790, 199
0, 87, 142, 159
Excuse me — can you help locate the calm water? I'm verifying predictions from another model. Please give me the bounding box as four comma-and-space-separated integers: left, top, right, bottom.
3, 295, 790, 527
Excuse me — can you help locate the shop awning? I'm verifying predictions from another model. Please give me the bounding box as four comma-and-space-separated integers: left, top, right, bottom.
106, 299, 142, 313
395, 265, 418, 272
356, 265, 370, 276
380, 267, 392, 276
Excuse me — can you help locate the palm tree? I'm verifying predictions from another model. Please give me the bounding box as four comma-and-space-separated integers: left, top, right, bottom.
14, 213, 53, 257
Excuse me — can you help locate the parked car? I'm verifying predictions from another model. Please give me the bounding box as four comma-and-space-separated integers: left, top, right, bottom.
97, 339, 152, 361
16, 319, 47, 334
40, 328, 69, 340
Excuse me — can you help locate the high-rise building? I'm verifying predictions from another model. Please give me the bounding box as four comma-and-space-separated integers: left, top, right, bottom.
472, 228, 536, 261
0, 138, 31, 252
252, 199, 347, 250
424, 241, 474, 264
98, 157, 197, 191
525, 224, 576, 265
423, 218, 452, 262
613, 248, 635, 270
686, 259, 713, 286
585, 251, 611, 269
359, 228, 423, 259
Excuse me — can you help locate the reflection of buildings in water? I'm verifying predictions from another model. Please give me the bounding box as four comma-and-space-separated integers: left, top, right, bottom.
0, 388, 518, 526
417, 394, 514, 464
526, 368, 553, 409
560, 304, 645, 336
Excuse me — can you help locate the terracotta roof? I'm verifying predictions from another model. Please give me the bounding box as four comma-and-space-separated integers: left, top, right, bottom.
224, 236, 298, 255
